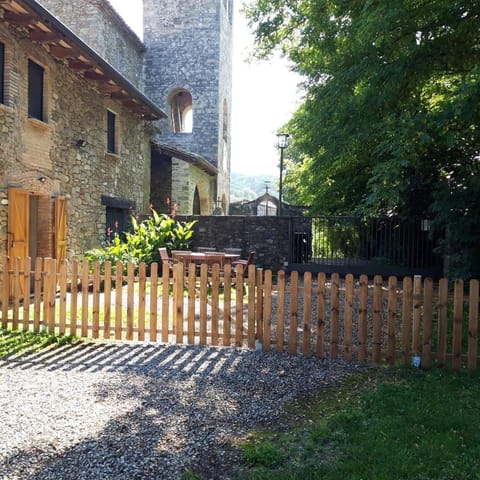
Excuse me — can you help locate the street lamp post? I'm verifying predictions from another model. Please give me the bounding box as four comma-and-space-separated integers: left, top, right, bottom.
276, 132, 290, 216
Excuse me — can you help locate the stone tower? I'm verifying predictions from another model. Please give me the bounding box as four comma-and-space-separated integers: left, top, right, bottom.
143, 0, 233, 214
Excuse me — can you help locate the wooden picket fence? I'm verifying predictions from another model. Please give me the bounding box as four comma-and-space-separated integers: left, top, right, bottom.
0, 256, 479, 371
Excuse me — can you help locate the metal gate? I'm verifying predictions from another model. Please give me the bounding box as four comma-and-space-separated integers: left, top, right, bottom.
289, 216, 443, 278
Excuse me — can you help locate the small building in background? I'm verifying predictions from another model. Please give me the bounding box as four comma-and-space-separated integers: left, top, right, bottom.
229, 185, 307, 216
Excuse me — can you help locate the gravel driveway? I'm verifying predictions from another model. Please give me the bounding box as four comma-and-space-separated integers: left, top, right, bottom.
0, 341, 367, 479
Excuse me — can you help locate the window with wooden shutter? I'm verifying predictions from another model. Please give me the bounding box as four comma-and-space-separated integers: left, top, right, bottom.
28, 59, 44, 121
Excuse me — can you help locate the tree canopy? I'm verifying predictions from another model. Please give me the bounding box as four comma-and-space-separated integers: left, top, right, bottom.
245, 0, 480, 277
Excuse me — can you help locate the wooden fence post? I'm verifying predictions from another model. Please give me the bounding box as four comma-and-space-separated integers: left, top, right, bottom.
69, 260, 78, 337
137, 262, 147, 341
289, 271, 299, 355
422, 277, 433, 369
316, 272, 326, 358
263, 270, 272, 352
42, 258, 50, 332
103, 261, 112, 340
452, 279, 464, 370
302, 272, 312, 356
344, 274, 354, 362
126, 262, 135, 341
199, 263, 208, 345
256, 268, 264, 347
58, 259, 67, 335
235, 265, 244, 347
81, 260, 89, 338
92, 261, 101, 339
247, 264, 256, 349
412, 275, 422, 356
468, 279, 479, 371
330, 273, 340, 359
276, 270, 286, 353
401, 276, 413, 366
386, 276, 397, 366
223, 264, 232, 347
12, 257, 20, 330
161, 262, 170, 343
23, 257, 31, 331
372, 275, 383, 364
211, 263, 220, 346
173, 262, 184, 344
358, 274, 368, 362
149, 262, 158, 343
115, 262, 123, 340
437, 278, 448, 368
1, 256, 9, 329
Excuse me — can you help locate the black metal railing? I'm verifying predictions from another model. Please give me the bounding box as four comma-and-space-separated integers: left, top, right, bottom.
290, 216, 443, 275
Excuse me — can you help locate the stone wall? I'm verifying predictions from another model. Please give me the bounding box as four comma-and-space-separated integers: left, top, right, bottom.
177, 215, 309, 272
0, 20, 152, 258
37, 0, 145, 89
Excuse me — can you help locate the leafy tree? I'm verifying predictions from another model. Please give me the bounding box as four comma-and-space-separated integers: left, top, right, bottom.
245, 0, 480, 277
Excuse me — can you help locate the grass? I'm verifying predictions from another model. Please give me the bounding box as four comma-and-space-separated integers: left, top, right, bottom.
239, 367, 480, 480
0, 327, 78, 358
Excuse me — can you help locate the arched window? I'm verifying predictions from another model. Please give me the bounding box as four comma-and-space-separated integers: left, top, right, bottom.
193, 187, 201, 215
169, 89, 193, 133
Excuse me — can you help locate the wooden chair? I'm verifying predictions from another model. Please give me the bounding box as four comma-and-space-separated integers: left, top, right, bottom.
158, 247, 177, 274
232, 251, 255, 280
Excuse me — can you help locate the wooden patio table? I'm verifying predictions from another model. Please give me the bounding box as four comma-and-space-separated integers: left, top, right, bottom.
189, 252, 240, 265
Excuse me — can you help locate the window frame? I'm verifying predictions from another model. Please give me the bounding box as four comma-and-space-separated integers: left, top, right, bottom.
169, 89, 193, 133
28, 59, 45, 121
107, 110, 117, 154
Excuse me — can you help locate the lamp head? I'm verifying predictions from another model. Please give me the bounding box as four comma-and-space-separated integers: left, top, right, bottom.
276, 132, 290, 149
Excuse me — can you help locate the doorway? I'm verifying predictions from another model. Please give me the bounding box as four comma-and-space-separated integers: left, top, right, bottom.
8, 188, 67, 264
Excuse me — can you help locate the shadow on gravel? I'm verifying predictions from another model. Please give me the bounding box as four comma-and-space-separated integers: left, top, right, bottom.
0, 342, 366, 479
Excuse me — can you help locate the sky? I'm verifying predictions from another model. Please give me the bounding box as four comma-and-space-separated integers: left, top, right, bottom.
108, 0, 301, 176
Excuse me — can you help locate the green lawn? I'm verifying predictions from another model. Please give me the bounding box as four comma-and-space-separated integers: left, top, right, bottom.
0, 328, 78, 358
240, 368, 480, 480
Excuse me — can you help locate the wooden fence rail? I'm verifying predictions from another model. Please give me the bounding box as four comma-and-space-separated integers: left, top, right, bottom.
0, 256, 479, 371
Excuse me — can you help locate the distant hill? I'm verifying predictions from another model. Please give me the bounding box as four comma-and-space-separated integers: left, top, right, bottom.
230, 172, 278, 202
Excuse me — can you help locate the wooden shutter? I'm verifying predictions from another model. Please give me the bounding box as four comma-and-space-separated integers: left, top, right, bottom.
55, 196, 67, 262
8, 189, 29, 261
8, 189, 29, 297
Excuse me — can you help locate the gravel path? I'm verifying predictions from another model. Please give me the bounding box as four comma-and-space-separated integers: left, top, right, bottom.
0, 341, 368, 479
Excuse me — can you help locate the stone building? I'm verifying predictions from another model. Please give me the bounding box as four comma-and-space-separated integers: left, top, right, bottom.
0, 0, 232, 262
229, 187, 308, 217
144, 0, 233, 216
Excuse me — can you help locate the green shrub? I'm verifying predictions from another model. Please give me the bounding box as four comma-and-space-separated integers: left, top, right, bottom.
85, 209, 196, 272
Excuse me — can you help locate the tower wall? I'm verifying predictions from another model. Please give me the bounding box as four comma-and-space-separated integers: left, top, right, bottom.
143, 0, 232, 207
